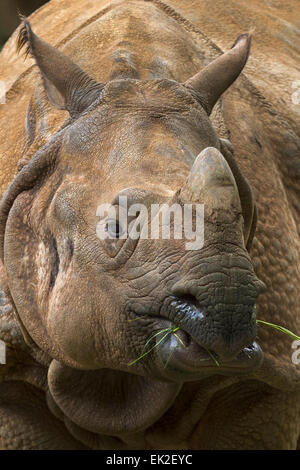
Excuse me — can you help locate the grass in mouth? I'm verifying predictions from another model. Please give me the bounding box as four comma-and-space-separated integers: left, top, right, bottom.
128, 325, 220, 367
202, 346, 220, 367
127, 318, 300, 368
128, 326, 180, 366
256, 320, 300, 341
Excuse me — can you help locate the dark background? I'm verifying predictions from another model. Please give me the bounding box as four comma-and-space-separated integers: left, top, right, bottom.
0, 0, 47, 47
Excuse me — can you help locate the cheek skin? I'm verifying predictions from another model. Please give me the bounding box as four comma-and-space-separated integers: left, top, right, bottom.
46, 264, 127, 369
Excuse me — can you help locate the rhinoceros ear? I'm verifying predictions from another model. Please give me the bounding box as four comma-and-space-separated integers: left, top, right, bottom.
184, 33, 251, 115
17, 19, 104, 117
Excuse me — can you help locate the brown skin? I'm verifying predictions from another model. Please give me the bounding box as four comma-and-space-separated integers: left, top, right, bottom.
0, 0, 300, 450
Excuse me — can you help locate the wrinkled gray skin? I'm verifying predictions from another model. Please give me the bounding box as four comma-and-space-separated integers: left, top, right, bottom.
0, 0, 300, 450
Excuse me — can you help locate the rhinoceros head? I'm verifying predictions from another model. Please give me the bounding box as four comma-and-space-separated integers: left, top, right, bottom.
0, 21, 266, 435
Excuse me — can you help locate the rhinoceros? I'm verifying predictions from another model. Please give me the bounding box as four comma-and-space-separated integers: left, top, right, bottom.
0, 0, 299, 450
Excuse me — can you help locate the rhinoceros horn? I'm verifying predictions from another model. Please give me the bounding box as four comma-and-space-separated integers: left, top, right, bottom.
17, 19, 103, 117
184, 33, 251, 114
180, 147, 241, 214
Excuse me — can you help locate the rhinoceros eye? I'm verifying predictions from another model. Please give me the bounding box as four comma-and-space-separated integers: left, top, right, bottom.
96, 204, 140, 260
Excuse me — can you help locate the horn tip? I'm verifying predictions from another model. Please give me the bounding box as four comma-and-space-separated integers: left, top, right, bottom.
230, 31, 252, 64
231, 31, 253, 48
231, 32, 252, 48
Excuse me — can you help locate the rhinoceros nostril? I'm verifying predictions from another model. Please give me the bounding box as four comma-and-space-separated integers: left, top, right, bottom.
167, 295, 205, 324
175, 294, 202, 311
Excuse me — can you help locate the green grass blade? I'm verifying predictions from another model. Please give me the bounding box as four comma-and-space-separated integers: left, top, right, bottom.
142, 327, 172, 352
203, 345, 220, 367
173, 332, 187, 349
128, 326, 184, 367
163, 347, 175, 369
163, 328, 186, 368
128, 329, 172, 366
256, 320, 300, 341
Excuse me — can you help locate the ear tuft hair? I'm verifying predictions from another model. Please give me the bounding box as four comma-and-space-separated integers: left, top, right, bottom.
16, 18, 33, 58
15, 19, 104, 116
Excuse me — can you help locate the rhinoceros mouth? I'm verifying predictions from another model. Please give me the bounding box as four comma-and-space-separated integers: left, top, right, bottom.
153, 326, 264, 381
128, 313, 263, 382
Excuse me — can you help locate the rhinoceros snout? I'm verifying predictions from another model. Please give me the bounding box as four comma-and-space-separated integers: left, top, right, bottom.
162, 253, 266, 366
160, 293, 257, 363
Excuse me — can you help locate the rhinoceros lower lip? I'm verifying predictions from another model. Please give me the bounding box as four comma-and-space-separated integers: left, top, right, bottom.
154, 326, 264, 381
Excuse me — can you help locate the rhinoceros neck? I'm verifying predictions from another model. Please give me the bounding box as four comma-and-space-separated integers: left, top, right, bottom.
61, 0, 206, 83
